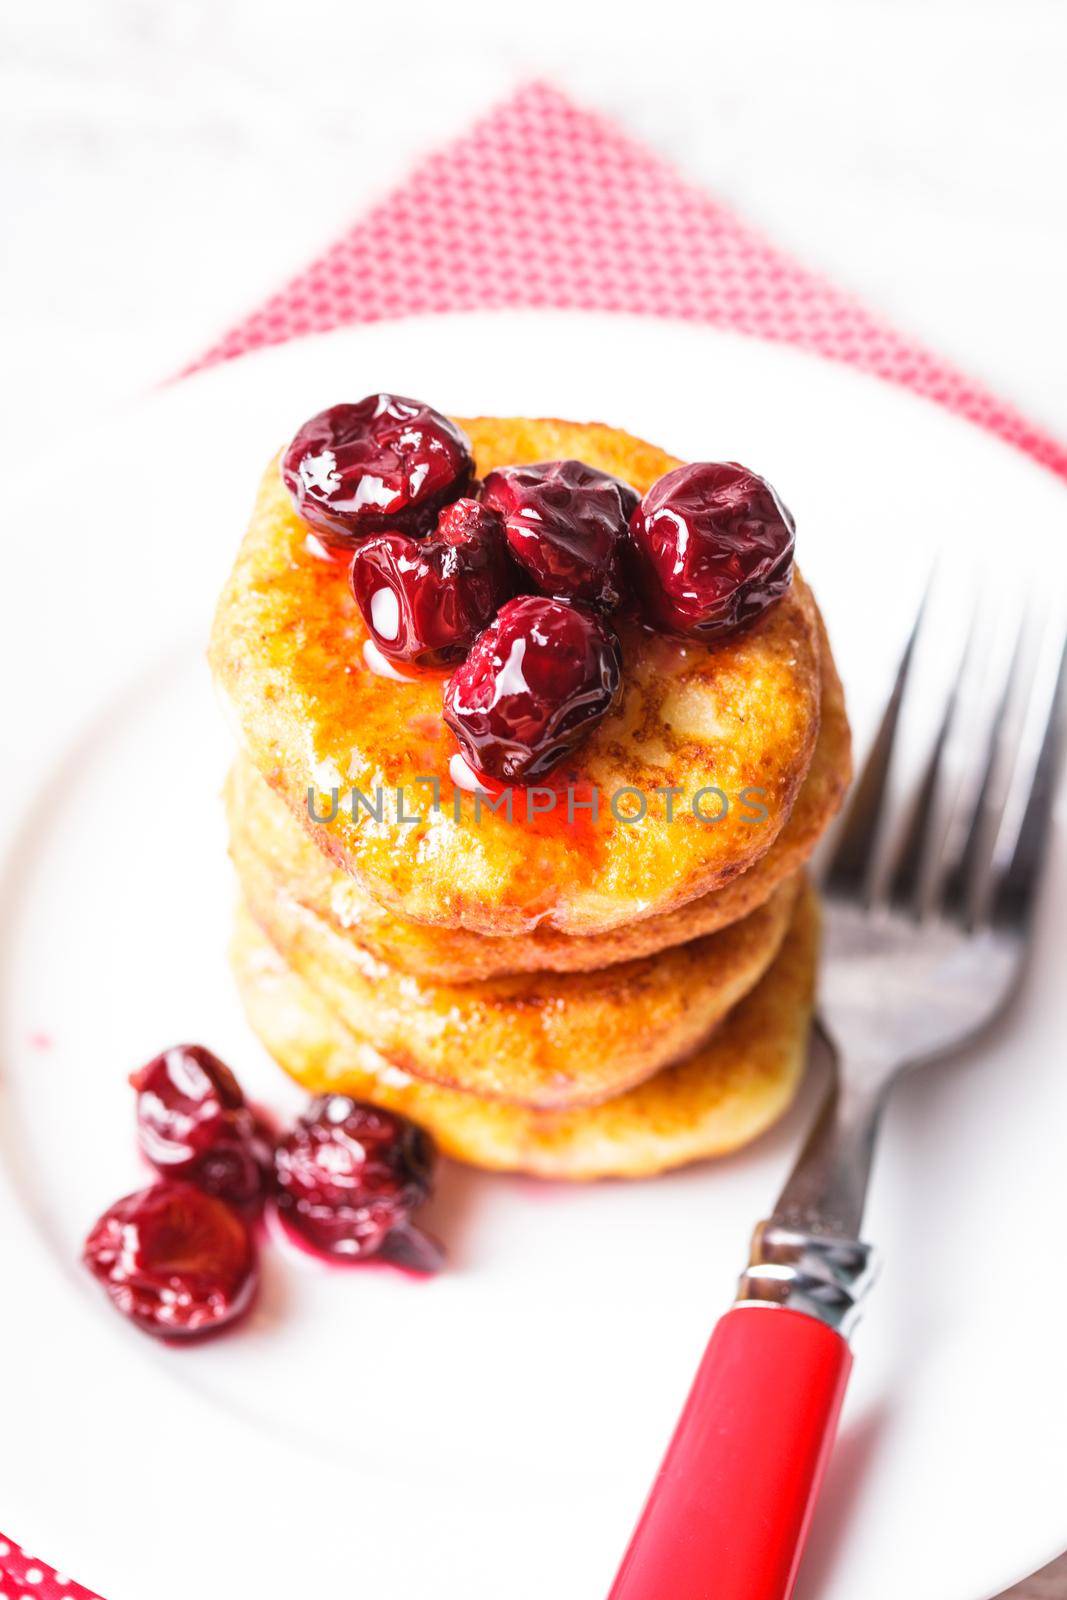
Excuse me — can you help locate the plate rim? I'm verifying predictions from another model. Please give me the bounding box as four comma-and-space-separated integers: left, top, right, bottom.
3, 307, 1067, 1600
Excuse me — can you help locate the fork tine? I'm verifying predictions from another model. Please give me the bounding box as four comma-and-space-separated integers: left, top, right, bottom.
988, 623, 1067, 931
939, 612, 1031, 927
938, 596, 1067, 931
885, 597, 984, 916
899, 592, 1013, 920
821, 581, 929, 902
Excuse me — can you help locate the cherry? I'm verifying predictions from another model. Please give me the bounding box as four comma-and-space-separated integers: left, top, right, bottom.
281, 394, 474, 549
626, 461, 795, 640
350, 498, 514, 666
274, 1097, 442, 1270
443, 594, 622, 783
481, 459, 637, 609
83, 1183, 258, 1338
130, 1044, 272, 1209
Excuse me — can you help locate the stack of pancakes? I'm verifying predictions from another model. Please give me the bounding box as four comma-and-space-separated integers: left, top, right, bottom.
210, 417, 851, 1180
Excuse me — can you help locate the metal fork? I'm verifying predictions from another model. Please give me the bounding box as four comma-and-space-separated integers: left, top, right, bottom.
609, 587, 1067, 1600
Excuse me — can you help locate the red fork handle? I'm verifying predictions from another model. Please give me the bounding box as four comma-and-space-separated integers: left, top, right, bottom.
608, 1305, 852, 1600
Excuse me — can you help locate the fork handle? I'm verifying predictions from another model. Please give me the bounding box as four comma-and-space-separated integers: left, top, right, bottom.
607, 1306, 851, 1600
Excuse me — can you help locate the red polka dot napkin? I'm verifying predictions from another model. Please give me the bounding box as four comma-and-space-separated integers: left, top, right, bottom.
0, 1534, 100, 1599
7, 74, 1066, 1600
190, 78, 1067, 482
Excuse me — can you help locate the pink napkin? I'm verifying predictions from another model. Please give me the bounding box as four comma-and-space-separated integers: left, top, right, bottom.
191, 79, 1066, 481
7, 76, 1066, 1600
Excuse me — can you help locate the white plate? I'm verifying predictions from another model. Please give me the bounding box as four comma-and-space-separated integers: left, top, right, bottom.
1, 312, 1066, 1600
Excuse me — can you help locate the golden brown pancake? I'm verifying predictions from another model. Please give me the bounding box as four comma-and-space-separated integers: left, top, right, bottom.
234, 809, 801, 1108
224, 613, 847, 981
230, 886, 818, 1180
209, 417, 823, 937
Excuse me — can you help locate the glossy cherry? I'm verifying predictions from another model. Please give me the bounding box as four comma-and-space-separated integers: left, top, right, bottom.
444, 594, 622, 783
130, 1044, 272, 1208
274, 1096, 442, 1270
350, 498, 514, 666
281, 394, 474, 549
83, 1182, 258, 1338
481, 459, 637, 609
627, 461, 795, 640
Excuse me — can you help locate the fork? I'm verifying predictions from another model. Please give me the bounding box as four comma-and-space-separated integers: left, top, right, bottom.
608, 586, 1067, 1600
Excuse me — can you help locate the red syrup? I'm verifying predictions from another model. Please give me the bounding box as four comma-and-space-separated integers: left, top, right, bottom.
495, 768, 601, 846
